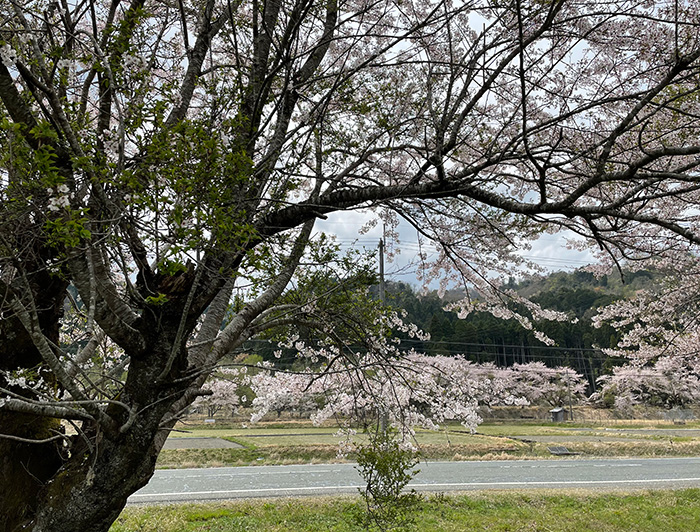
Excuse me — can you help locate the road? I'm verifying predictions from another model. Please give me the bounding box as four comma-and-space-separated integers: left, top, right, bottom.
128, 457, 700, 504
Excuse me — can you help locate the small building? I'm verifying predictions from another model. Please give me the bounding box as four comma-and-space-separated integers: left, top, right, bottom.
549, 407, 567, 423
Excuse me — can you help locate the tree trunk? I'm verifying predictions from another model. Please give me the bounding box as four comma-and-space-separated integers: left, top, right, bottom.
28, 438, 156, 531
0, 279, 188, 531
0, 413, 64, 532
0, 273, 67, 532
21, 408, 174, 532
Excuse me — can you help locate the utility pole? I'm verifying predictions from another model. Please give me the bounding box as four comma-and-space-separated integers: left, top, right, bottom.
379, 238, 385, 306
379, 238, 388, 434
566, 369, 574, 422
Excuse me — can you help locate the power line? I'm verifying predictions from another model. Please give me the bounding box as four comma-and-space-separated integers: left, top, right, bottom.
232, 339, 694, 380
238, 337, 608, 357
392, 337, 606, 353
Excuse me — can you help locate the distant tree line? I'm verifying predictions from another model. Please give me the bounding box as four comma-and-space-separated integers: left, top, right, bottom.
237, 269, 658, 395
372, 270, 659, 393
225, 268, 697, 412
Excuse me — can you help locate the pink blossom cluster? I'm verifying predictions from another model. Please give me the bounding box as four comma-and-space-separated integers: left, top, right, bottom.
244, 354, 586, 435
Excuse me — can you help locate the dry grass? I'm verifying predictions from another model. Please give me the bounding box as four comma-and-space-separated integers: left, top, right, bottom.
158, 415, 700, 469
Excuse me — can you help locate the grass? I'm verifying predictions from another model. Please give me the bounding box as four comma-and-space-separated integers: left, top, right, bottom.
474, 420, 700, 436
114, 489, 700, 531
170, 425, 498, 445
157, 445, 345, 468
157, 440, 700, 469
157, 419, 700, 468
159, 422, 530, 468
171, 418, 700, 442
140, 419, 700, 530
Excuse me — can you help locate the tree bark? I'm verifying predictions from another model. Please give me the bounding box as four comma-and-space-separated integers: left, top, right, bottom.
0, 413, 64, 532
27, 421, 165, 532
0, 271, 67, 532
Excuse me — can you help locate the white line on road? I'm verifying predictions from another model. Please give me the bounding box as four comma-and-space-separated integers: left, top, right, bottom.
129, 477, 700, 501
170, 468, 341, 480
409, 477, 700, 488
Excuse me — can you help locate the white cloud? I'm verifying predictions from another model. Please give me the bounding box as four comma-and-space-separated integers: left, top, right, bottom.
317, 213, 595, 288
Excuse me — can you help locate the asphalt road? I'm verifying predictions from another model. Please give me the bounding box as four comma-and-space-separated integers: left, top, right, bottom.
128, 457, 700, 504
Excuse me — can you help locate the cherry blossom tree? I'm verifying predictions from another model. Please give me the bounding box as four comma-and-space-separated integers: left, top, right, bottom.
247, 344, 529, 435
191, 368, 243, 417
3, 0, 700, 530
592, 270, 700, 410
511, 362, 587, 407
593, 362, 700, 410
247, 355, 588, 442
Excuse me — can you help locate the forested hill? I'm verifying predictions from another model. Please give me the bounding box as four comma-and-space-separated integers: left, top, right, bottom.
507, 269, 657, 303
381, 270, 657, 389
246, 269, 657, 390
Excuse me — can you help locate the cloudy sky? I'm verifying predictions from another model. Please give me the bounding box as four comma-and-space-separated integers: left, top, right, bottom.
316, 210, 596, 288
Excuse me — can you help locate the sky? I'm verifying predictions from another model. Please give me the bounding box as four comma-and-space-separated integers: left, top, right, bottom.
316, 210, 597, 289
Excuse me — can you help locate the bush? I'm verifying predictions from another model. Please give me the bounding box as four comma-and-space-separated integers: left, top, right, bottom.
354, 430, 422, 531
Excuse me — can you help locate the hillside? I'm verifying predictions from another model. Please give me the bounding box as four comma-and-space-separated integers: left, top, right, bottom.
381, 269, 658, 390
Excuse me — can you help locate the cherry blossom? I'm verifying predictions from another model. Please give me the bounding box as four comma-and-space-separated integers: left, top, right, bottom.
3, 0, 700, 530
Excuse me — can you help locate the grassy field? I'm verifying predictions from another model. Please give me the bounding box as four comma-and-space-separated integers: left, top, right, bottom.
157, 419, 700, 468
126, 420, 700, 531
114, 489, 700, 531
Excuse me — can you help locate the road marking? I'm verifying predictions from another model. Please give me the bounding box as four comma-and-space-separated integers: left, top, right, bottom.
130, 477, 700, 501
409, 477, 700, 488
172, 469, 340, 479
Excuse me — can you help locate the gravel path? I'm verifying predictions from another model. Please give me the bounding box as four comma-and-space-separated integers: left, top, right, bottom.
163, 437, 244, 450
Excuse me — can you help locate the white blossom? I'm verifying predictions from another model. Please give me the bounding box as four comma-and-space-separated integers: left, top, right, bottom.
1, 44, 17, 67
